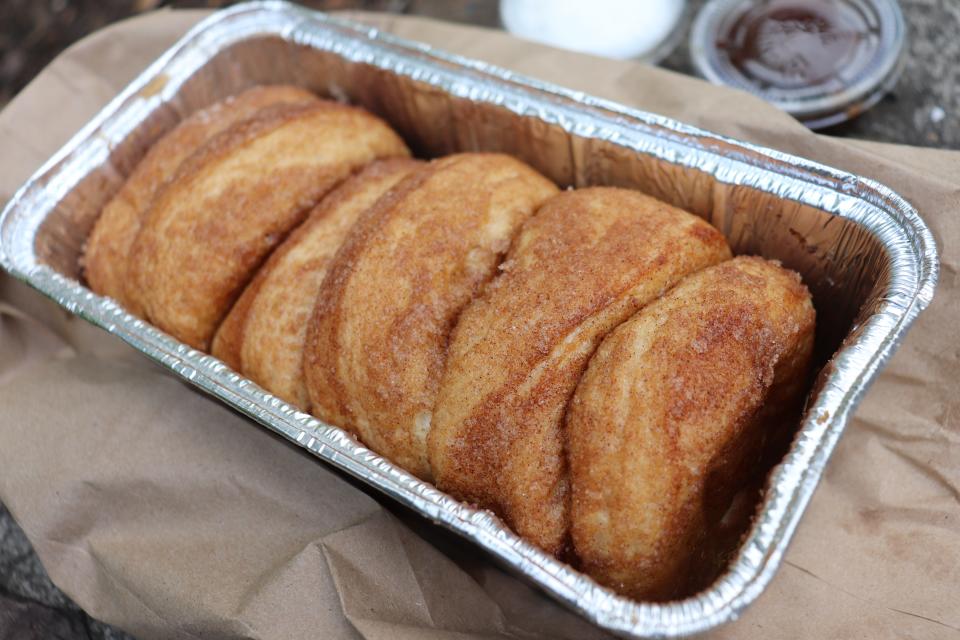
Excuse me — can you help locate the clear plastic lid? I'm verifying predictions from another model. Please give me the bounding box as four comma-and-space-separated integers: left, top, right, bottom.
690, 0, 906, 129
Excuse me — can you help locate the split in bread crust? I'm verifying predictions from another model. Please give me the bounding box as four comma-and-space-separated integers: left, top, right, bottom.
304, 153, 559, 480
567, 255, 815, 600
125, 101, 410, 350
428, 187, 732, 554
83, 85, 318, 308
212, 158, 422, 409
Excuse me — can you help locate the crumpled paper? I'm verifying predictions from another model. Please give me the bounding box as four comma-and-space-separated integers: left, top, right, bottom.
0, 8, 958, 640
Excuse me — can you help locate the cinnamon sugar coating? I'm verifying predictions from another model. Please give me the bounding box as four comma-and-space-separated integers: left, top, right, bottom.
212, 158, 421, 409
84, 85, 318, 308
428, 187, 732, 554
567, 256, 815, 600
125, 101, 409, 350
304, 153, 559, 479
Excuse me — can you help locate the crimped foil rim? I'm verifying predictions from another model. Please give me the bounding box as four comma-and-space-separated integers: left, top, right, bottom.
0, 2, 939, 637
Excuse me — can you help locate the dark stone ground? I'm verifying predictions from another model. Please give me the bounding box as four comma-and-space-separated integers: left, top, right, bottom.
2, 0, 958, 146
0, 1, 957, 638
660, 0, 960, 147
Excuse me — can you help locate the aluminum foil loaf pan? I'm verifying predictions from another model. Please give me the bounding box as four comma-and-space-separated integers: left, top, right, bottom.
0, 2, 939, 637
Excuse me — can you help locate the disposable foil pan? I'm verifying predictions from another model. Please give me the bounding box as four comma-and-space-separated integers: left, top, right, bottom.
0, 2, 939, 637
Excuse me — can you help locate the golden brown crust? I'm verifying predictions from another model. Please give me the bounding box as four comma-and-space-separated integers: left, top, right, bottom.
208, 255, 265, 373
211, 158, 422, 409
304, 153, 559, 479
428, 187, 732, 554
83, 85, 318, 306
124, 101, 410, 350
567, 256, 815, 600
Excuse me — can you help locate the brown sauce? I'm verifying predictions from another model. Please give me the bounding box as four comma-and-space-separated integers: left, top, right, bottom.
717, 0, 877, 90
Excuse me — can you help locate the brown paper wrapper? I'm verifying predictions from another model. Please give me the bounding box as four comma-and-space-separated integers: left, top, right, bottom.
0, 9, 957, 639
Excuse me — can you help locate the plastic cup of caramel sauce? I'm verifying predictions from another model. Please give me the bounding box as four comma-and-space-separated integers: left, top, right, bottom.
691, 0, 906, 129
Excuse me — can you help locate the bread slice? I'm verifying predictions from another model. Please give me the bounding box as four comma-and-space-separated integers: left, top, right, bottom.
125, 101, 409, 350
304, 153, 559, 479
212, 158, 422, 409
567, 256, 815, 599
429, 187, 732, 555
84, 85, 318, 307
